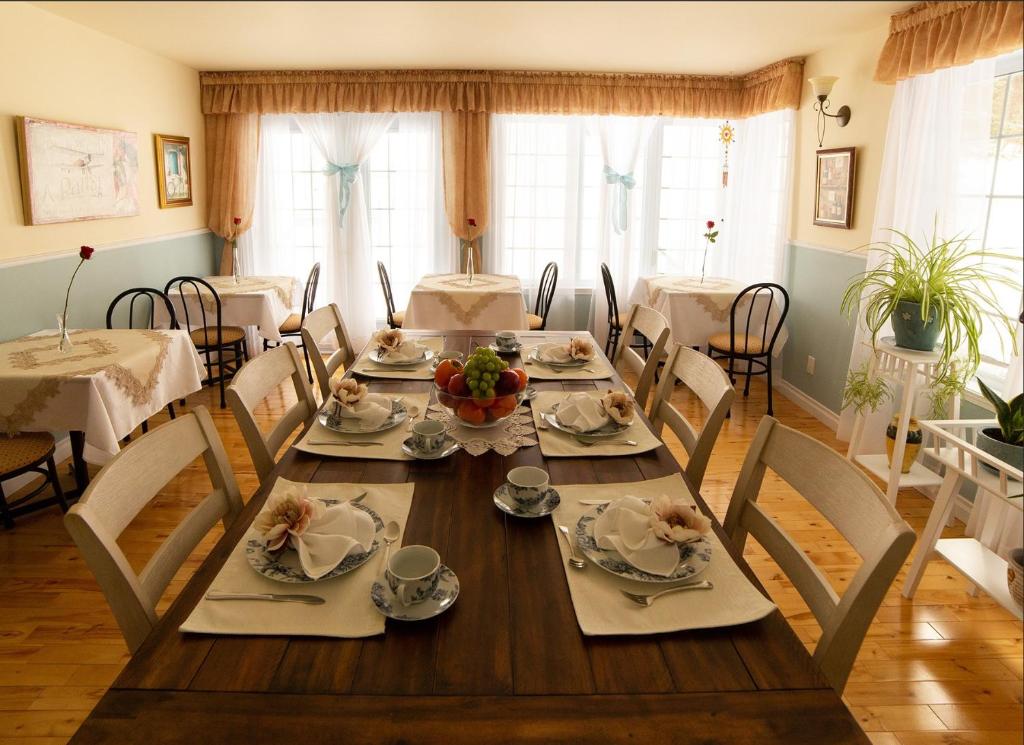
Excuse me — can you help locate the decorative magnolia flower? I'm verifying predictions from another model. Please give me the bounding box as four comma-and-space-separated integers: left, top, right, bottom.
569, 336, 595, 360
329, 376, 367, 406
649, 495, 711, 544
373, 328, 404, 353
602, 390, 635, 424
253, 489, 323, 551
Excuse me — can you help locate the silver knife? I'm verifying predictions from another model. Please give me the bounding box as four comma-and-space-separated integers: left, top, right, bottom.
205, 592, 326, 605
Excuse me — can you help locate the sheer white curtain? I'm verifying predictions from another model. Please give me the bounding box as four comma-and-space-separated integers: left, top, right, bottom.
590, 116, 656, 349
296, 112, 396, 348
718, 109, 795, 284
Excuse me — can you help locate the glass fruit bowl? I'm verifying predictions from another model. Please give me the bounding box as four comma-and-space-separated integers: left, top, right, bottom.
434, 386, 525, 428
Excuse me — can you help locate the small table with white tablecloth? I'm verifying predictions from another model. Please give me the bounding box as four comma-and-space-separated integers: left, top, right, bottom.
402, 273, 529, 331
628, 275, 789, 354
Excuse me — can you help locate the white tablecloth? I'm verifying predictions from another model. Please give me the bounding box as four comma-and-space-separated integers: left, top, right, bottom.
403, 273, 529, 331
159, 275, 300, 351
0, 329, 205, 463
628, 276, 788, 355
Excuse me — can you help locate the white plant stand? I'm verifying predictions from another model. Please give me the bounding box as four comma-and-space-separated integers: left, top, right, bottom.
846, 339, 959, 505
902, 419, 1023, 620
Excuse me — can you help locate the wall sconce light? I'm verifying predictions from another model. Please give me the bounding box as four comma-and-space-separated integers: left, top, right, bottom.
808, 76, 851, 147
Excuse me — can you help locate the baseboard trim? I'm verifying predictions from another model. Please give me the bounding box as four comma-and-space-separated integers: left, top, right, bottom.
773, 379, 840, 430
3, 435, 71, 493
0, 228, 213, 268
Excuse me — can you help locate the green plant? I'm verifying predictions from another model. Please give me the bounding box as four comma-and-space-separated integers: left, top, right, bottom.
841, 226, 1021, 400
977, 378, 1024, 446
842, 363, 892, 415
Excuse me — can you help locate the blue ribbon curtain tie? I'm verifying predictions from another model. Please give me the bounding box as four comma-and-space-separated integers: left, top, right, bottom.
603, 166, 636, 234
324, 162, 361, 225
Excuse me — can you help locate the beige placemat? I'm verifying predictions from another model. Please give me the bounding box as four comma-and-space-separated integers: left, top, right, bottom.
350, 337, 443, 379
531, 390, 662, 457
292, 392, 430, 460
180, 478, 414, 638
522, 345, 613, 381
551, 474, 776, 635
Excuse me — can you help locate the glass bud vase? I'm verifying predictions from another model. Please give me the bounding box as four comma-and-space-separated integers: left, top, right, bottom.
56, 313, 73, 353
466, 247, 475, 286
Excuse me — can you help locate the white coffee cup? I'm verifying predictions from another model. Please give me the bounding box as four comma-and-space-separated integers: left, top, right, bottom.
496, 331, 518, 349
506, 466, 549, 508
385, 545, 441, 606
411, 420, 446, 453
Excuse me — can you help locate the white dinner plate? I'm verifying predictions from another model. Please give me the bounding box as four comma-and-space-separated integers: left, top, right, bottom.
369, 348, 435, 367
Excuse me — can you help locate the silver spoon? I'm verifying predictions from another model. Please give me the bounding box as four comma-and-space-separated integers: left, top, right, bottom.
557, 525, 586, 570
620, 580, 714, 606
380, 520, 400, 568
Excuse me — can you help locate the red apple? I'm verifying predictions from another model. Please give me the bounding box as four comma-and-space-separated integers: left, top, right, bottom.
495, 370, 519, 396
447, 373, 469, 397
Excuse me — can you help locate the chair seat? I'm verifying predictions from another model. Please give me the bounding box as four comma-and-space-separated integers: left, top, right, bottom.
708, 332, 767, 355
190, 326, 246, 347
0, 432, 56, 477
527, 313, 544, 330
278, 313, 302, 333
391, 310, 405, 327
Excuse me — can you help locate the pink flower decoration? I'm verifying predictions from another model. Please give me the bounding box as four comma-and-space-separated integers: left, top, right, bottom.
253, 490, 321, 551
649, 496, 711, 544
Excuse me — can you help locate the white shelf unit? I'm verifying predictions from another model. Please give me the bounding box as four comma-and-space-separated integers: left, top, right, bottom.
902, 419, 1024, 619
845, 339, 959, 505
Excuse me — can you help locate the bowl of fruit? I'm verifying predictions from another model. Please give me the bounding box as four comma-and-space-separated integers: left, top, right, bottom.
433, 347, 529, 428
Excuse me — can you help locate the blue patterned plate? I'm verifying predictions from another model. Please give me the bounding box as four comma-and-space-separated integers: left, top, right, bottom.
401, 435, 461, 460
369, 348, 435, 366
246, 500, 383, 583
493, 483, 561, 519
528, 349, 588, 369
370, 565, 459, 621
542, 402, 631, 438
575, 504, 712, 584
317, 398, 408, 434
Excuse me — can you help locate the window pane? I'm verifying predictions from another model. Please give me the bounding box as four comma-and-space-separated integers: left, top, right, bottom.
993, 136, 1023, 196
1004, 72, 1023, 136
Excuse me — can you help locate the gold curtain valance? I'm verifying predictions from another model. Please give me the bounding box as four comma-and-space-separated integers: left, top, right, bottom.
876, 1, 1024, 84
199, 58, 804, 119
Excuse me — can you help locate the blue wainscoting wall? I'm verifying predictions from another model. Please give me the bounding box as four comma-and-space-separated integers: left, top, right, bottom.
0, 230, 218, 341
781, 242, 868, 414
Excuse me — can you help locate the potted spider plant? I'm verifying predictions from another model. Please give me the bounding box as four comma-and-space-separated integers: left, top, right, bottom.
841, 228, 1021, 410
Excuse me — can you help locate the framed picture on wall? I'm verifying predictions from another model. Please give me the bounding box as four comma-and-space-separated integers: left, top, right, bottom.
813, 147, 855, 229
154, 133, 193, 208
15, 116, 140, 225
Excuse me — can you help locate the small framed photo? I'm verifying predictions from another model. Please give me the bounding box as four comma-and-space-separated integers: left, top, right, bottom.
814, 147, 855, 229
154, 134, 192, 208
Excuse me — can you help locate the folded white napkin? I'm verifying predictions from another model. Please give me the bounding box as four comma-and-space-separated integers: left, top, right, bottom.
555, 392, 610, 432
334, 393, 393, 431
593, 496, 680, 577
537, 341, 594, 364
382, 340, 427, 362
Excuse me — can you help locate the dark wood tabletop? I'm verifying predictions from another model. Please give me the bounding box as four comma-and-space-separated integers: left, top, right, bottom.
70, 330, 869, 744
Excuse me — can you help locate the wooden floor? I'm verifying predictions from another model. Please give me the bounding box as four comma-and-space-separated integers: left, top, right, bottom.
0, 368, 1020, 744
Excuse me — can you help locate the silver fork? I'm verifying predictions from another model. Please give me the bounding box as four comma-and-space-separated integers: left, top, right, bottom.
575, 438, 638, 447
620, 580, 714, 606
307, 440, 384, 447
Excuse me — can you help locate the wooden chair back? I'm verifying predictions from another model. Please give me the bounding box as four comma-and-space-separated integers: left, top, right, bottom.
533, 262, 559, 329
227, 343, 317, 481
63, 407, 241, 654
723, 417, 915, 692
165, 276, 223, 348
106, 288, 178, 330
301, 303, 355, 400
377, 261, 398, 328
649, 344, 734, 490
612, 304, 670, 411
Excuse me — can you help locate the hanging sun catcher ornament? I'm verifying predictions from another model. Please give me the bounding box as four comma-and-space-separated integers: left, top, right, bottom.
719, 121, 735, 187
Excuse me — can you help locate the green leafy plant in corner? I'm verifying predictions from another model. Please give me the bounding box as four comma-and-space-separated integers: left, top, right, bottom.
840, 225, 1022, 405
842, 362, 892, 415
976, 378, 1024, 446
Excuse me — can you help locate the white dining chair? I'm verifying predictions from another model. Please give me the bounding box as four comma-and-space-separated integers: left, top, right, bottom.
300, 303, 355, 401
723, 416, 915, 692
649, 343, 735, 490
64, 407, 242, 654
227, 342, 318, 483
612, 304, 670, 411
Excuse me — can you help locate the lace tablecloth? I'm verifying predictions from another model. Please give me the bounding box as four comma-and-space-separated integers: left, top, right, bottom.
403, 274, 529, 331
425, 402, 538, 456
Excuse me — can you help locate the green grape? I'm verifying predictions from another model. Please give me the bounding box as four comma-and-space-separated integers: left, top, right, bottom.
485, 362, 496, 372
467, 379, 479, 390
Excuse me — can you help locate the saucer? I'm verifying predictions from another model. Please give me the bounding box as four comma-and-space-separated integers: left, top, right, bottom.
401, 435, 461, 460
493, 483, 561, 519
490, 343, 521, 355
370, 565, 459, 621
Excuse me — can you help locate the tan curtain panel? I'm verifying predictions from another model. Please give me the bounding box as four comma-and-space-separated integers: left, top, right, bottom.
876, 1, 1024, 84
199, 59, 804, 118
442, 111, 489, 272
205, 113, 259, 275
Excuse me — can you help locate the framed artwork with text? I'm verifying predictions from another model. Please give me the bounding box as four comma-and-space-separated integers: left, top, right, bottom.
814, 146, 855, 229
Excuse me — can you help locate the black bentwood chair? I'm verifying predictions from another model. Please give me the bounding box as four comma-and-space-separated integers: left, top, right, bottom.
706, 282, 790, 416
377, 261, 404, 329
526, 262, 559, 331
263, 263, 320, 383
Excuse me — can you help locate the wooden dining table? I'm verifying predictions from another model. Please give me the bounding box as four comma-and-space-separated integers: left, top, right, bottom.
70, 330, 868, 744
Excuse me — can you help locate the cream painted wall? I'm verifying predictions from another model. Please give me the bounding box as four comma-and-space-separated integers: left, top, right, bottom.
790, 22, 894, 252
0, 2, 206, 261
